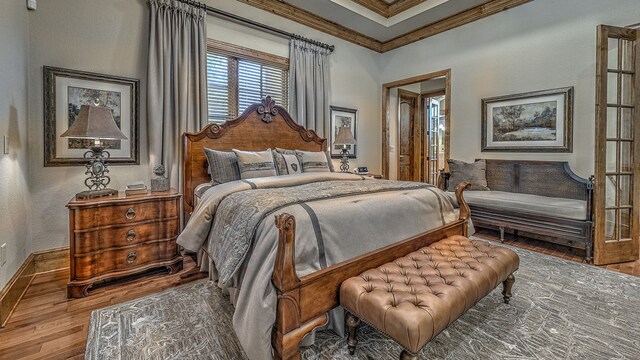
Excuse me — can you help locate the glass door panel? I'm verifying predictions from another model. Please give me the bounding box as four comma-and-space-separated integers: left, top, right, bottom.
594, 25, 640, 264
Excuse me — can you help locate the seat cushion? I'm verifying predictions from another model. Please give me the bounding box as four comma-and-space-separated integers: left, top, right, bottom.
340, 236, 519, 353
450, 190, 588, 221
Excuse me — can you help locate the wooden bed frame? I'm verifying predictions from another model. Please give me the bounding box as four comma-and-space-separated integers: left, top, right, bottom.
183, 97, 471, 360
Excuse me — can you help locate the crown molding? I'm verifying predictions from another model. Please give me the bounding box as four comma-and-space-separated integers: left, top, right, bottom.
237, 0, 533, 53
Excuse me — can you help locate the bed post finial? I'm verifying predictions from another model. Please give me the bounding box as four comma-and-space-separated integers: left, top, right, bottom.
273, 213, 301, 292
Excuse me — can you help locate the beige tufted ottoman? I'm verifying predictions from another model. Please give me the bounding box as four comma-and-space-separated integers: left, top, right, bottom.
339, 235, 520, 360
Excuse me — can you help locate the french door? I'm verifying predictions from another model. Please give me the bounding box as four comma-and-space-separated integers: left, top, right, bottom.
594, 25, 640, 265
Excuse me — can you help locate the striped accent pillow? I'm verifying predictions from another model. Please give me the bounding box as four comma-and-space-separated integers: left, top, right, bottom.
233, 149, 277, 179
295, 150, 330, 173
204, 148, 241, 185
276, 148, 335, 172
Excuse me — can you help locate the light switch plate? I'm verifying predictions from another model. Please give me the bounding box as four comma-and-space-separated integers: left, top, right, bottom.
1, 243, 6, 266
3, 135, 8, 154
26, 0, 37, 10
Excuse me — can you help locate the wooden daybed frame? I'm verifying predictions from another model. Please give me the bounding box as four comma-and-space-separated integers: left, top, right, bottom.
183, 97, 471, 360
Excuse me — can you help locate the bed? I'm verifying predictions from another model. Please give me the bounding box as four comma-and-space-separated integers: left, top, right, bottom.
178, 97, 471, 360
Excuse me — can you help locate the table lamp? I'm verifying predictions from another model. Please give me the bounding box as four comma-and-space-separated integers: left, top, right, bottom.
333, 126, 357, 172
60, 102, 128, 199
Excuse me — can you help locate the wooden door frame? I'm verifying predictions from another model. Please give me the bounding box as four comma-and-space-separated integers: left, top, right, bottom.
397, 89, 421, 180
421, 90, 446, 184
594, 25, 640, 264
382, 69, 451, 179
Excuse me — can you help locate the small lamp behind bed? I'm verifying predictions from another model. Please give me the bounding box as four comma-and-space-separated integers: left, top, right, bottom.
333, 126, 357, 172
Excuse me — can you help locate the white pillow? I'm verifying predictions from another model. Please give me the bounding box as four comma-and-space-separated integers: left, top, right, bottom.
282, 153, 302, 174
232, 149, 277, 179
295, 150, 330, 173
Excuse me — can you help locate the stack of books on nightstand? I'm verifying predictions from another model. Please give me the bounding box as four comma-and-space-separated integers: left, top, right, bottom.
125, 181, 148, 196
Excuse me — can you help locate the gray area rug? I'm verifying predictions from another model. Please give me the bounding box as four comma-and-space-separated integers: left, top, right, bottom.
86, 244, 640, 360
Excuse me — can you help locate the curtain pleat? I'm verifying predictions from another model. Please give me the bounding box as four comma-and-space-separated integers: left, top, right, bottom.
288, 38, 331, 137
147, 0, 207, 190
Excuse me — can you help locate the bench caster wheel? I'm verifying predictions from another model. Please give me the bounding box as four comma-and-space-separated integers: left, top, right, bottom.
400, 350, 418, 360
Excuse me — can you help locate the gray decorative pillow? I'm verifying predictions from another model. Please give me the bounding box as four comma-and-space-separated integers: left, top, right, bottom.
283, 153, 302, 174
295, 150, 330, 173
276, 148, 335, 172
447, 159, 490, 191
272, 150, 289, 175
233, 149, 277, 179
204, 148, 241, 185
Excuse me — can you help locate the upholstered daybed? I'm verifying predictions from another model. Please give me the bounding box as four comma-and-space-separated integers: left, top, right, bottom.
443, 159, 594, 262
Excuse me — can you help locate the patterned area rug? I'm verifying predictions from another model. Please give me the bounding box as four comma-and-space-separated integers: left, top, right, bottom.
85, 244, 640, 360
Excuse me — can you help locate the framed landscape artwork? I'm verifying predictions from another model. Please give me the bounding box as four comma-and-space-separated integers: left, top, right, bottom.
329, 106, 357, 158
44, 66, 140, 166
481, 87, 573, 152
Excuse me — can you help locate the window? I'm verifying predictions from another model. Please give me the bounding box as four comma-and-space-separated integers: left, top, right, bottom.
206, 40, 289, 123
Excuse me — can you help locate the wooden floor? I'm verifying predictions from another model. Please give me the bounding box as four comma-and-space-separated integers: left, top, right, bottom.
0, 256, 206, 360
1, 234, 639, 360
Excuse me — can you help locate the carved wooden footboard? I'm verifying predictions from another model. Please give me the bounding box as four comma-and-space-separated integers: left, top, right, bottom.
270, 183, 471, 360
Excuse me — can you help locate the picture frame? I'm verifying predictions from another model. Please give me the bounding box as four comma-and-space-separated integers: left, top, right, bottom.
43, 66, 140, 166
329, 106, 357, 158
481, 86, 573, 152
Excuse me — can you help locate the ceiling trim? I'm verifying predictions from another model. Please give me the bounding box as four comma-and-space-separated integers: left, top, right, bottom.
381, 0, 533, 52
236, 0, 533, 53
350, 0, 430, 18
235, 0, 384, 52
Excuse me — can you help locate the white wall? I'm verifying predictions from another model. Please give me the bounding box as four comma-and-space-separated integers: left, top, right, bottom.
26, 0, 150, 253
381, 0, 640, 178
0, 2, 31, 289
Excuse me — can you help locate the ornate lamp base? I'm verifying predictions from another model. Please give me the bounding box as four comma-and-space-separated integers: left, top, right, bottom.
340, 149, 350, 172
75, 188, 118, 200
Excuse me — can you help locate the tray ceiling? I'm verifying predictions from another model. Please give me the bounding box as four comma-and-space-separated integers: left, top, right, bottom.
236, 0, 533, 52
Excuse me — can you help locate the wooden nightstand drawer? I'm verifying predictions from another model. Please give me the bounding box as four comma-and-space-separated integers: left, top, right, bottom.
67, 190, 183, 298
73, 219, 179, 254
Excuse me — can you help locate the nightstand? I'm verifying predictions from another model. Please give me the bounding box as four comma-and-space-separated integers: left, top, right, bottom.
66, 189, 183, 298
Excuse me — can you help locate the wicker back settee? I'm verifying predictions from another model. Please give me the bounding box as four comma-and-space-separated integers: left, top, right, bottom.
443, 159, 594, 262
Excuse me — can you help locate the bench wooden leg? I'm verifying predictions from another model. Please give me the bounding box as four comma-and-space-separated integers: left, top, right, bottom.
499, 227, 505, 243
345, 312, 360, 355
502, 273, 515, 304
400, 350, 418, 360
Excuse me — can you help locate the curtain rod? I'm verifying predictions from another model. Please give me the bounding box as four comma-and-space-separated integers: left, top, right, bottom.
176, 0, 335, 52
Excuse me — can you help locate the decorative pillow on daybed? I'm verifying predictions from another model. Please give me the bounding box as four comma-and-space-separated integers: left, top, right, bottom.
204, 148, 241, 185
233, 149, 278, 179
295, 150, 331, 173
447, 159, 490, 191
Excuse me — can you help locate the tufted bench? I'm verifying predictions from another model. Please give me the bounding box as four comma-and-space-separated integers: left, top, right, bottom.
339, 235, 519, 360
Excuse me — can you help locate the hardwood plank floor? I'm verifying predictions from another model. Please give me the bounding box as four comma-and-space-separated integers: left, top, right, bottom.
1, 233, 638, 360
0, 256, 206, 360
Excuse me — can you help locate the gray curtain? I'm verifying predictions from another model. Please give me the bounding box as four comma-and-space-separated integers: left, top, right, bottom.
288, 38, 331, 137
147, 0, 208, 188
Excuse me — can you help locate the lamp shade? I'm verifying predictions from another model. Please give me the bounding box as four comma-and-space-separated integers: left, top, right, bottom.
60, 105, 127, 140
333, 126, 356, 145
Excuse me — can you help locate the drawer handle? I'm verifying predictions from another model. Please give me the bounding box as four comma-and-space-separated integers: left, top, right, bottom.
126, 230, 136, 242
127, 252, 137, 264
125, 208, 136, 220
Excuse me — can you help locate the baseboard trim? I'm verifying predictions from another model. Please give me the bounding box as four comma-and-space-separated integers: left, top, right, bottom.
0, 246, 69, 328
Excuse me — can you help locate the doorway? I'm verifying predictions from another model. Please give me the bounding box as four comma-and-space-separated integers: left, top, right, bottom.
382, 69, 451, 183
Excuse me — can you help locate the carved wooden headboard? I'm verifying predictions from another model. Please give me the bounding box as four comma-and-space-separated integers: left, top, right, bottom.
182, 97, 327, 216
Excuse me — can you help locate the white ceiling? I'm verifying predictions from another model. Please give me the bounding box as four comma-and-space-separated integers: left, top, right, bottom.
285, 0, 491, 42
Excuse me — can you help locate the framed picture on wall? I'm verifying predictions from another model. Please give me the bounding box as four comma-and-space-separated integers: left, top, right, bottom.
43, 66, 140, 166
330, 106, 357, 158
481, 86, 573, 152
